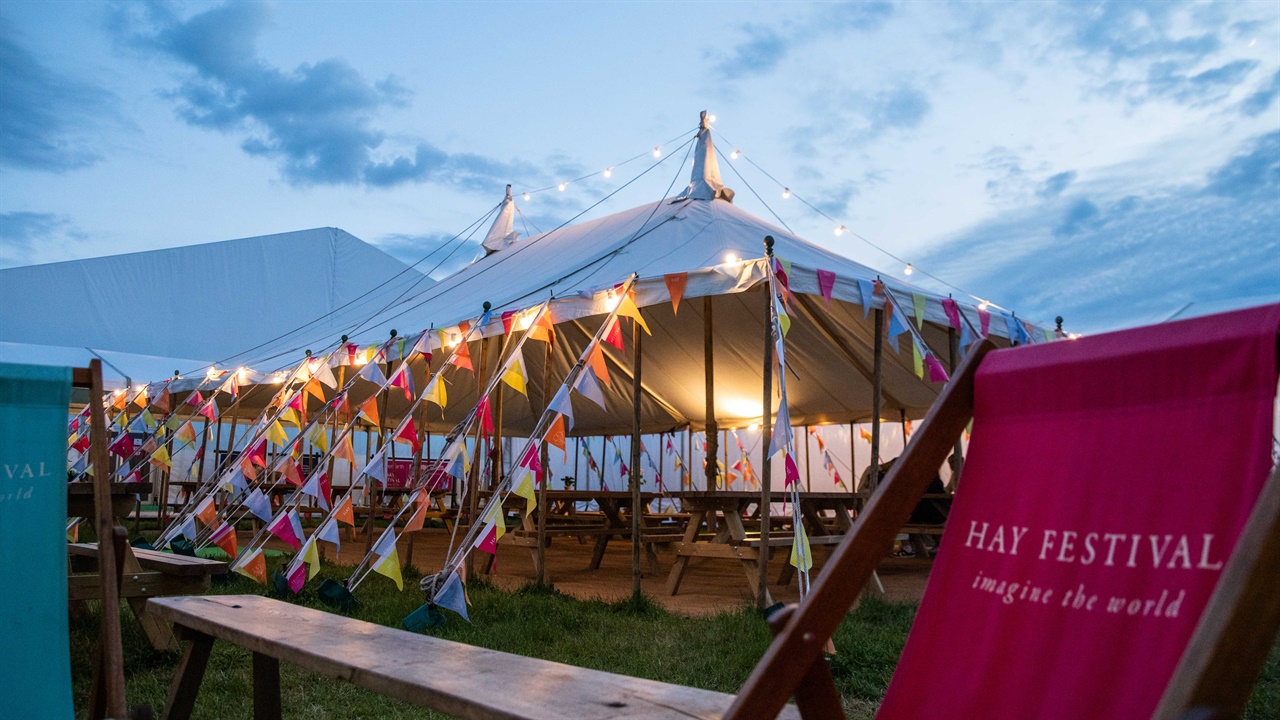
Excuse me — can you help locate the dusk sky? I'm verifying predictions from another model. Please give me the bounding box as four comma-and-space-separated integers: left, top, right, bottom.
2, 0, 1277, 333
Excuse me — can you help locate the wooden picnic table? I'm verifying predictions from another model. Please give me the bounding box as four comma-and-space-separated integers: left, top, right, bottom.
67, 482, 149, 519
663, 491, 863, 603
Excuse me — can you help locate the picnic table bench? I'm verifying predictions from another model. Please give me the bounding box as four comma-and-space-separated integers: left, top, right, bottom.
69, 542, 227, 651
150, 594, 802, 720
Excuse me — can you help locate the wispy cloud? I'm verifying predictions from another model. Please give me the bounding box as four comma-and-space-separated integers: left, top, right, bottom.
0, 211, 86, 267
918, 130, 1280, 332
0, 19, 118, 172
1240, 69, 1280, 117
111, 1, 535, 191
375, 232, 481, 278
710, 1, 894, 81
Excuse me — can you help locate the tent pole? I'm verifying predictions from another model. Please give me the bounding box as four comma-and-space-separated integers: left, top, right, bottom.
405, 353, 431, 573
599, 436, 606, 490
948, 327, 965, 491
704, 296, 718, 494
804, 425, 812, 492
629, 314, 644, 599
848, 421, 856, 495
465, 335, 491, 579
536, 335, 554, 586
758, 273, 774, 610
363, 422, 375, 555
869, 308, 884, 490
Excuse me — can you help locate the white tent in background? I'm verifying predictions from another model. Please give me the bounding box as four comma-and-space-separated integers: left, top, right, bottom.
181, 112, 1046, 442
0, 227, 433, 367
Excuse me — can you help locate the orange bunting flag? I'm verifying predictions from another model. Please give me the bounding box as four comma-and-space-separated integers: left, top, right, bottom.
176, 421, 198, 448
153, 388, 171, 414
616, 294, 651, 335
333, 434, 356, 466
334, 494, 355, 526
603, 317, 624, 351
546, 415, 567, 460
303, 377, 326, 404
210, 522, 237, 559
859, 427, 873, 444
194, 495, 217, 527
111, 392, 127, 412
529, 311, 556, 344
664, 272, 688, 314
280, 457, 304, 487
402, 494, 430, 533
588, 345, 611, 387
451, 339, 473, 372
357, 396, 380, 427
234, 548, 267, 585
132, 386, 149, 408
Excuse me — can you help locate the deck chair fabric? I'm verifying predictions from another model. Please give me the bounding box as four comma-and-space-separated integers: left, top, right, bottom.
877, 304, 1280, 720
0, 363, 75, 717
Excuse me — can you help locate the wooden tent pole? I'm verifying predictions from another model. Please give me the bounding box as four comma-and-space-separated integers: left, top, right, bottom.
758, 270, 775, 609
536, 335, 554, 585
804, 425, 812, 492
598, 436, 606, 490
465, 334, 491, 579
405, 353, 431, 571
86, 360, 127, 719
704, 296, 718, 494
869, 308, 884, 490
849, 421, 856, 495
629, 315, 644, 599
948, 327, 965, 491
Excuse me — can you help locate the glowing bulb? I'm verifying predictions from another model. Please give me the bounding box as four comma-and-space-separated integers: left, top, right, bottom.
522, 192, 530, 201
978, 300, 990, 311
782, 187, 791, 199
205, 366, 218, 381
724, 252, 739, 263
747, 422, 760, 432
652, 146, 661, 158
708, 114, 717, 123
237, 367, 249, 383
603, 167, 613, 179
272, 372, 287, 384
835, 225, 847, 236
730, 149, 741, 160
558, 182, 567, 192
904, 264, 914, 276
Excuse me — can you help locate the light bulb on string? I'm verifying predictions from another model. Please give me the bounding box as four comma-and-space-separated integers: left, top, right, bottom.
652, 146, 661, 159
603, 167, 613, 179
724, 252, 740, 264
731, 150, 741, 160
978, 300, 990, 311
558, 182, 568, 192
708, 114, 717, 123
522, 192, 530, 201
782, 188, 791, 199
904, 264, 914, 276
835, 225, 846, 236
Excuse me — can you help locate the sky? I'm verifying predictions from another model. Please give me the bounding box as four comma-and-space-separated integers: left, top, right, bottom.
1, 0, 1277, 333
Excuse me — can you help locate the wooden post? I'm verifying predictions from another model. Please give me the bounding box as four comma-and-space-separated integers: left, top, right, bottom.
629, 313, 644, 599
722, 430, 729, 491
758, 270, 774, 609
869, 308, 884, 490
703, 296, 718, 493
363, 424, 375, 555
86, 361, 127, 719
465, 332, 491, 579
948, 326, 965, 491
849, 421, 856, 495
803, 425, 812, 492
536, 336, 554, 585
598, 436, 606, 490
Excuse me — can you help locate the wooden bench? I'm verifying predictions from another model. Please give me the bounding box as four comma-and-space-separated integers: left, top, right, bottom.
150, 594, 802, 720
69, 542, 227, 651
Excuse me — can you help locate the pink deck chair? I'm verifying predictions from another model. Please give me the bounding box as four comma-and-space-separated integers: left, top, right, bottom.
725, 303, 1280, 720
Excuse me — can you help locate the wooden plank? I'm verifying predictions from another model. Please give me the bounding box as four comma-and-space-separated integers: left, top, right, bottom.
1152, 462, 1280, 720
724, 339, 994, 720
69, 543, 228, 576
151, 595, 802, 720
68, 572, 211, 602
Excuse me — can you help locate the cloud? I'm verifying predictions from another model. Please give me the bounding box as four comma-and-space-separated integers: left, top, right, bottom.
113, 2, 530, 191
1038, 171, 1077, 199
1240, 69, 1280, 117
790, 83, 932, 158
1145, 59, 1259, 105
713, 26, 789, 81
0, 211, 85, 267
917, 130, 1280, 333
375, 232, 481, 278
0, 20, 117, 172
711, 2, 895, 81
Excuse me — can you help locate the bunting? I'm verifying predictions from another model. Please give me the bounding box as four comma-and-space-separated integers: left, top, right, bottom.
357, 396, 380, 427
306, 423, 329, 453
501, 350, 528, 395
450, 339, 474, 373
149, 445, 172, 471
603, 317, 624, 351
512, 471, 537, 516
425, 377, 447, 410
434, 569, 469, 621
587, 345, 611, 387
547, 386, 575, 432
234, 548, 267, 585
265, 420, 288, 447
664, 272, 687, 314
390, 367, 414, 401
315, 517, 341, 552
912, 292, 927, 329
575, 366, 608, 410
616, 294, 651, 334
817, 269, 836, 307
546, 415, 567, 460
334, 494, 355, 527
245, 488, 273, 522
194, 495, 216, 526
266, 510, 302, 550
789, 524, 813, 572
394, 417, 420, 454
210, 522, 238, 559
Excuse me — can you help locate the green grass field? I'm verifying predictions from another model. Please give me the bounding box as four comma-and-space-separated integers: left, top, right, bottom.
71, 560, 1279, 719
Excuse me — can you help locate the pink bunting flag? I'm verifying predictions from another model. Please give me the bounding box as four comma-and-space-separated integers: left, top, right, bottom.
784, 453, 801, 487
817, 269, 836, 308
478, 396, 494, 438
287, 562, 307, 594
475, 524, 498, 555
925, 354, 950, 383
518, 442, 541, 474
266, 512, 302, 550
941, 298, 962, 330
186, 391, 204, 406
978, 306, 991, 337
108, 434, 134, 459
501, 310, 517, 336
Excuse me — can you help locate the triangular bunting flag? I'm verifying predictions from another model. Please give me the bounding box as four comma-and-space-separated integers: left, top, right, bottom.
501, 350, 528, 396
266, 511, 302, 550
210, 522, 238, 559
545, 415, 567, 460
603, 317, 624, 351
234, 548, 267, 585
434, 569, 469, 621
334, 494, 355, 526
664, 272, 688, 314
912, 292, 927, 329
790, 524, 813, 572
245, 488, 273, 522
575, 366, 607, 410
372, 548, 403, 590
512, 472, 537, 516
817, 269, 836, 307
616, 294, 650, 335
547, 386, 575, 432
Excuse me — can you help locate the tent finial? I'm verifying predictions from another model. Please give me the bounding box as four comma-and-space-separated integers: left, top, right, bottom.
482, 186, 521, 255
686, 110, 734, 203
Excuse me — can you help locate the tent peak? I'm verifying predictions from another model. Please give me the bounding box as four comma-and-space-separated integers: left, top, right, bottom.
684, 110, 734, 203
482, 184, 520, 255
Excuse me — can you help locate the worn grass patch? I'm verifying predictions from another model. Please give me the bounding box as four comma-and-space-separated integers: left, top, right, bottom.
71, 561, 1278, 719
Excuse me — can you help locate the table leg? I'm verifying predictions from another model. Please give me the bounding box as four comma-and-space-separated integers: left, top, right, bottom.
161, 629, 214, 720
665, 508, 707, 595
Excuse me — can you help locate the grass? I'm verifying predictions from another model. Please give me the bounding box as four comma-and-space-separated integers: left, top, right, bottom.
71, 558, 1280, 719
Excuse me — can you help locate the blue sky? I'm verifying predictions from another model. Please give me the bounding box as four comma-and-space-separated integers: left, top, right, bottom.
1, 0, 1276, 332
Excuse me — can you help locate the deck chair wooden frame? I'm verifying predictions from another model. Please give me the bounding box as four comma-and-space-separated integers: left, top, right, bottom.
72, 360, 129, 719
722, 337, 1280, 720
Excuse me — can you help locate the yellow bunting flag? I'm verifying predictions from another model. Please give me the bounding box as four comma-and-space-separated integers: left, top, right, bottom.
358, 397, 380, 427
234, 548, 267, 585
616, 294, 651, 335
372, 547, 403, 590
306, 424, 329, 453
266, 420, 288, 447
334, 494, 355, 526
303, 378, 326, 404
302, 538, 322, 580
790, 524, 814, 572
279, 407, 301, 428
482, 500, 507, 540
776, 303, 792, 337
425, 377, 447, 409
501, 352, 528, 395
512, 471, 537, 516
912, 343, 924, 379
176, 421, 198, 448
912, 292, 927, 329
141, 409, 157, 430
149, 445, 171, 471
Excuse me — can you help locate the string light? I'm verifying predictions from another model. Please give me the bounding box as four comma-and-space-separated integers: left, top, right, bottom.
708, 114, 717, 123
522, 192, 530, 201
724, 252, 740, 263
205, 366, 219, 381
835, 225, 846, 236
978, 300, 990, 311
652, 146, 661, 158
731, 150, 741, 160
558, 182, 568, 192
603, 167, 613, 179
782, 187, 791, 199
904, 264, 914, 276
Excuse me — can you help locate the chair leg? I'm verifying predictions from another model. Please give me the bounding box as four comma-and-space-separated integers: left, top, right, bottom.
252, 652, 282, 720
161, 630, 215, 720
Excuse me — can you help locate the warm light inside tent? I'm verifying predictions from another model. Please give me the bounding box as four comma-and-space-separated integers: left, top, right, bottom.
237, 367, 249, 384
979, 300, 990, 311
748, 422, 760, 432
516, 312, 534, 332
722, 397, 761, 419
272, 372, 287, 383
205, 366, 219, 381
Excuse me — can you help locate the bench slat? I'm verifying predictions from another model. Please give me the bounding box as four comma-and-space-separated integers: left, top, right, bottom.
69, 543, 228, 576
149, 595, 800, 720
